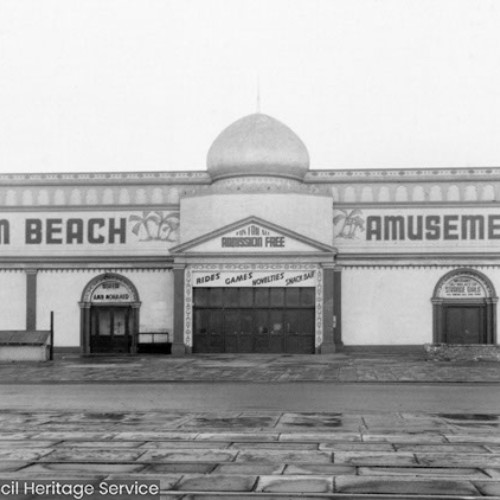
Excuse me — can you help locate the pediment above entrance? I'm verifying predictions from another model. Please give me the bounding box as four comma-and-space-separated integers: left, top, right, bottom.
170, 216, 336, 255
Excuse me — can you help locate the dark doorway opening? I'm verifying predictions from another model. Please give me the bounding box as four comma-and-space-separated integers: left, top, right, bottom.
89, 306, 134, 354
193, 287, 315, 354
444, 305, 486, 344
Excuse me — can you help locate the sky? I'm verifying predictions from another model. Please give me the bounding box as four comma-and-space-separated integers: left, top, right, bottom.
0, 0, 499, 174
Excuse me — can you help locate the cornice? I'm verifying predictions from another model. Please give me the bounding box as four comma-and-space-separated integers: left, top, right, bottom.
332, 201, 500, 209
2, 166, 500, 187
0, 256, 174, 268
0, 170, 211, 187
0, 204, 180, 213
336, 252, 500, 266
306, 167, 500, 184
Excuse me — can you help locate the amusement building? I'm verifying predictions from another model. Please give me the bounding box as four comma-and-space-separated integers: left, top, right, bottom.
0, 112, 498, 355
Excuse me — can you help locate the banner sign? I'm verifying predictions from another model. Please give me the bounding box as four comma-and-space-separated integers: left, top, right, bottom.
0, 210, 179, 256
192, 270, 317, 287
333, 207, 500, 252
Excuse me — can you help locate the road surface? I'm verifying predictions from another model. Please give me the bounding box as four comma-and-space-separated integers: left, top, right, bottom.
1, 382, 499, 413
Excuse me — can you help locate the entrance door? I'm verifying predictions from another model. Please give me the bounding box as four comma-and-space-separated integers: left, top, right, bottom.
193, 287, 315, 354
444, 306, 485, 344
90, 307, 133, 353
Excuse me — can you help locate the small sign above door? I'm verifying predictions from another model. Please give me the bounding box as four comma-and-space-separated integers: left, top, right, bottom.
439, 276, 487, 298
91, 281, 133, 303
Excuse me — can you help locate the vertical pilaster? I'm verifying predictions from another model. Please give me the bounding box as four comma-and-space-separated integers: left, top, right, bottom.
80, 304, 91, 354
431, 299, 443, 343
171, 264, 186, 356
333, 267, 343, 348
26, 268, 38, 331
320, 263, 336, 354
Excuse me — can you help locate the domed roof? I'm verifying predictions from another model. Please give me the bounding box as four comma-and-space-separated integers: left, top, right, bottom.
207, 113, 310, 181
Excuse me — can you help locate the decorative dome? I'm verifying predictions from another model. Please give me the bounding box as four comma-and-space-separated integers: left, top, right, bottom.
207, 113, 310, 181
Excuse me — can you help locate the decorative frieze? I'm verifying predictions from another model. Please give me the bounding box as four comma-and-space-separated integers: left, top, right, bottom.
0, 179, 499, 206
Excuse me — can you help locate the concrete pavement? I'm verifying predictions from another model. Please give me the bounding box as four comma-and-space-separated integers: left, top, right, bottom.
1, 352, 500, 383
1, 409, 500, 498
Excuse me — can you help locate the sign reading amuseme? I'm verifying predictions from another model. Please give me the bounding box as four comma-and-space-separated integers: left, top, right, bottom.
333, 207, 500, 252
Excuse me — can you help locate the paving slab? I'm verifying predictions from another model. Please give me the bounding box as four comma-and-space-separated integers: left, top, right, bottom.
319, 442, 394, 451
0, 449, 53, 461
113, 432, 199, 441
213, 463, 285, 475
284, 463, 356, 475
256, 475, 334, 493
139, 441, 230, 449
335, 475, 481, 495
0, 461, 31, 472
235, 449, 332, 464
358, 466, 490, 478
142, 463, 216, 474
334, 451, 418, 466
394, 444, 489, 453
0, 440, 57, 448
183, 416, 278, 429
473, 481, 500, 496
175, 474, 257, 492
196, 432, 278, 442
362, 433, 447, 443
33, 432, 117, 440
21, 462, 146, 474
37, 448, 145, 462
138, 449, 238, 463
229, 442, 318, 450
56, 440, 144, 448
416, 453, 500, 467
279, 432, 361, 442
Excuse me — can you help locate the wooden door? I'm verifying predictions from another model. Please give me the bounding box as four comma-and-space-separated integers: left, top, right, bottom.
445, 306, 484, 344
89, 307, 132, 353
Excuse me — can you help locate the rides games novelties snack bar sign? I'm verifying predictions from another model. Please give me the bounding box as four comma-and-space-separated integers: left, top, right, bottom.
192, 269, 317, 287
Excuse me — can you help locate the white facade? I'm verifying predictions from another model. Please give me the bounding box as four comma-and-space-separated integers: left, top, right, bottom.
0, 113, 499, 355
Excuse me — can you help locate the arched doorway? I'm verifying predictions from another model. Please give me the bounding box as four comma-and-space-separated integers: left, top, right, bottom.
80, 273, 141, 354
432, 269, 497, 344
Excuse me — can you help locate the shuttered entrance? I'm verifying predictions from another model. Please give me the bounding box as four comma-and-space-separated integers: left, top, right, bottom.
193, 287, 315, 353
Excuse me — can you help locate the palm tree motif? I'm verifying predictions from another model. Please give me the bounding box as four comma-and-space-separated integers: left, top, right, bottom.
333, 209, 365, 239
129, 211, 180, 242
155, 212, 180, 242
